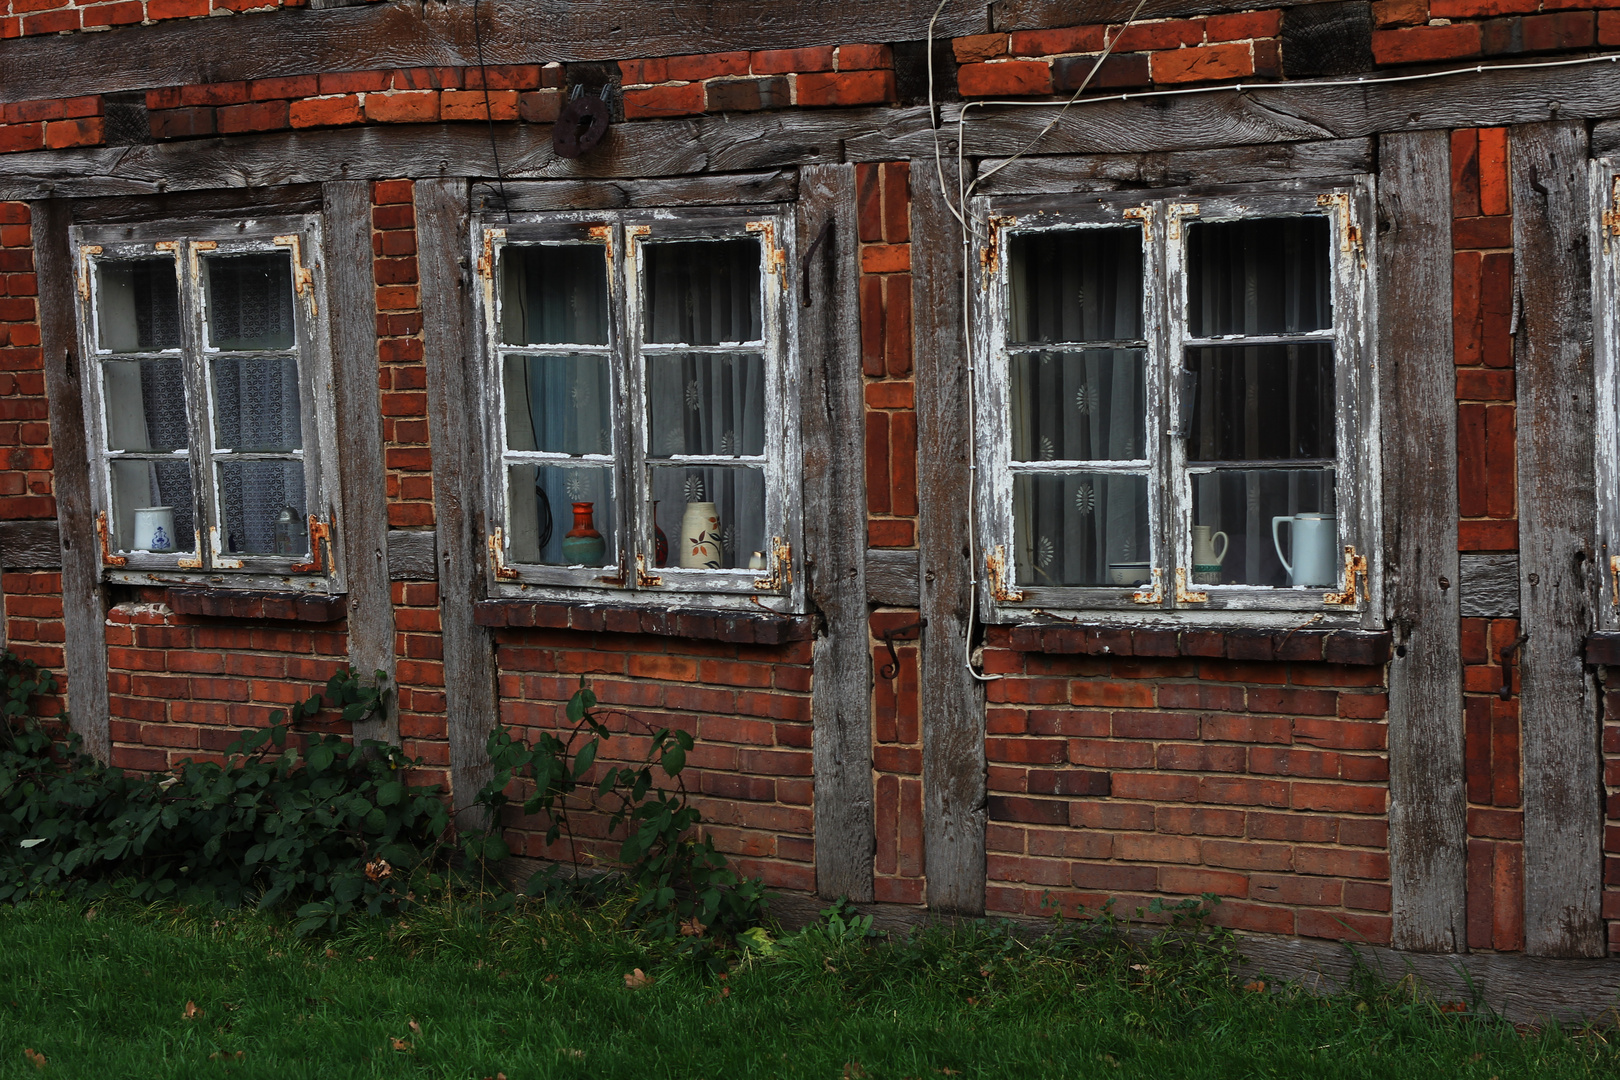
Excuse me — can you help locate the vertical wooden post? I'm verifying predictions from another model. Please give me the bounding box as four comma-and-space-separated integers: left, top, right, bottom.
1379, 131, 1466, 952
911, 156, 986, 915
323, 180, 397, 746
1511, 120, 1605, 957
799, 164, 875, 902
33, 198, 109, 761
414, 178, 497, 814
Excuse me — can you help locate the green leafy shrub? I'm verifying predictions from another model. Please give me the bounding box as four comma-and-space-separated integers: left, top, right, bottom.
0, 653, 449, 933
477, 681, 768, 939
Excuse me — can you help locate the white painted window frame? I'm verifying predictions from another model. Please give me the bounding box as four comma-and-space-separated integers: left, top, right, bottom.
473, 208, 804, 614
71, 215, 342, 594
972, 181, 1380, 626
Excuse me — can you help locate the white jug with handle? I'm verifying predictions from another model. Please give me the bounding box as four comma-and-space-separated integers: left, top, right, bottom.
1272, 513, 1338, 587
1191, 525, 1228, 585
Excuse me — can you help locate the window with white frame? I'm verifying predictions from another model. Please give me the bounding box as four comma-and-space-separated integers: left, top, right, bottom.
73, 218, 340, 591
478, 210, 802, 611
974, 186, 1375, 619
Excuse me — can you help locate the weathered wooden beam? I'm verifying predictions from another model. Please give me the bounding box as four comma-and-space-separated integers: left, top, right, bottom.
0, 520, 62, 569
1378, 130, 1464, 954
972, 138, 1374, 194
322, 180, 396, 746
1459, 554, 1520, 618
477, 171, 798, 213
387, 529, 440, 581
866, 548, 920, 607
1511, 120, 1605, 958
911, 155, 986, 916
0, 0, 987, 105
415, 177, 497, 815
31, 199, 110, 761
799, 163, 874, 903
991, 0, 1331, 30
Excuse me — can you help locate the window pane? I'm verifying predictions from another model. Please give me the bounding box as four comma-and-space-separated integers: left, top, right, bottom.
110, 459, 195, 553
1185, 216, 1332, 337
499, 245, 609, 346
211, 355, 303, 452
216, 460, 307, 556
1185, 343, 1334, 462
502, 354, 611, 455
642, 239, 762, 345
203, 253, 296, 351
649, 466, 765, 570
1189, 468, 1337, 587
1012, 472, 1150, 587
647, 352, 765, 458
96, 258, 181, 352
1008, 227, 1143, 344
1010, 349, 1145, 463
506, 464, 616, 567
103, 359, 188, 452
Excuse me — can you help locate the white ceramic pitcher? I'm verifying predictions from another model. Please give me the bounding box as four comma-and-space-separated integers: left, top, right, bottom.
1271, 513, 1338, 587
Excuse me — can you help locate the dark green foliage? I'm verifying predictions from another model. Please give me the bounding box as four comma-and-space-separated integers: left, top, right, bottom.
477, 681, 768, 941
0, 653, 450, 933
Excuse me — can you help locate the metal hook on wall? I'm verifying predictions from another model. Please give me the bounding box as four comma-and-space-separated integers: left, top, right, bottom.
878, 618, 926, 680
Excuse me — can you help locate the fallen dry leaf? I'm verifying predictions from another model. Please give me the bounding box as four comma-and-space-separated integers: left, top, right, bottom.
23, 1048, 45, 1070
1244, 980, 1268, 994
391, 1038, 411, 1052
325, 949, 337, 959
408, 1020, 421, 1033
624, 968, 654, 989
182, 1001, 203, 1020
679, 916, 705, 937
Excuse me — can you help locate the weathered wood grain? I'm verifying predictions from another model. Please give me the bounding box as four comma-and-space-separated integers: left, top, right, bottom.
1511, 121, 1604, 958
31, 200, 109, 761
866, 548, 920, 607
416, 177, 497, 816
1459, 554, 1520, 618
0, 0, 987, 104
798, 164, 874, 903
478, 171, 797, 212
991, 0, 1328, 29
1377, 131, 1464, 954
974, 138, 1373, 194
912, 155, 986, 916
68, 185, 324, 225
322, 181, 396, 746
0, 520, 62, 569
387, 529, 440, 581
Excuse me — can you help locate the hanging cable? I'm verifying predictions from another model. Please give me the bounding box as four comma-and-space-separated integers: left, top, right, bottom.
471, 0, 512, 224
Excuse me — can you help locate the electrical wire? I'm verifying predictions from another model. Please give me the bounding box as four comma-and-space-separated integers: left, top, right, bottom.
471, 0, 512, 224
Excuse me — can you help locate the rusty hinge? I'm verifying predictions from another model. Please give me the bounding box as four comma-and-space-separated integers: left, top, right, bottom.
153, 240, 180, 252
588, 223, 615, 260
1610, 554, 1620, 607
746, 220, 787, 284
752, 536, 792, 591
635, 552, 662, 588
1167, 202, 1199, 240
1174, 567, 1207, 604
77, 244, 102, 300
979, 214, 1015, 279
1132, 566, 1164, 604
95, 511, 127, 567
477, 227, 506, 278
291, 516, 332, 575
1123, 205, 1152, 241
1322, 545, 1368, 606
986, 545, 1024, 603
272, 235, 317, 316
1316, 193, 1362, 253
487, 528, 520, 580
1604, 176, 1620, 239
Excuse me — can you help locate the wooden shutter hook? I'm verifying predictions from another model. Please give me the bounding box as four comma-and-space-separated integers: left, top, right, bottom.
1499, 632, 1529, 701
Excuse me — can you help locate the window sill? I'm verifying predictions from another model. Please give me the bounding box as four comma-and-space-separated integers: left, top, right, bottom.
1004, 624, 1391, 666
473, 599, 813, 645
167, 588, 347, 623
1584, 632, 1620, 664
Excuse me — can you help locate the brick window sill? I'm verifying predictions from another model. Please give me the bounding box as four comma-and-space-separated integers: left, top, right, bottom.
167, 588, 347, 623
1005, 624, 1392, 665
473, 599, 814, 645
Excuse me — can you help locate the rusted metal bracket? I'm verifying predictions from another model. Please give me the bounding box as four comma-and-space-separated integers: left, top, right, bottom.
587, 223, 615, 260
986, 545, 1024, 603
487, 528, 520, 580
175, 531, 203, 569
1123, 205, 1152, 241
1322, 546, 1368, 606
290, 516, 332, 575
1133, 566, 1165, 604
476, 227, 505, 279
878, 618, 926, 680
272, 235, 317, 316
1316, 192, 1362, 253
95, 511, 127, 567
634, 552, 662, 588
1609, 554, 1620, 607
752, 537, 792, 592
1167, 202, 1199, 240
1604, 176, 1620, 241
746, 220, 787, 285
979, 213, 1015, 280
1499, 631, 1528, 700
76, 244, 102, 300
1173, 567, 1206, 604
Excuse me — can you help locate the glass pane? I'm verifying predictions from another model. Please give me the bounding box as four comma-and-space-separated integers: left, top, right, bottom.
649, 466, 765, 571
1010, 349, 1145, 463
1186, 216, 1332, 337
499, 245, 609, 346
203, 253, 295, 350
1008, 226, 1143, 344
102, 359, 187, 452
216, 460, 307, 556
502, 354, 611, 455
1012, 472, 1149, 587
211, 355, 303, 452
647, 352, 765, 458
96, 258, 181, 352
642, 239, 762, 345
505, 464, 616, 567
109, 458, 194, 553
1186, 343, 1334, 462
1189, 468, 1337, 588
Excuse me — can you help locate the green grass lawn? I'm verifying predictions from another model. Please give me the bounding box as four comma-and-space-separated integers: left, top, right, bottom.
0, 897, 1613, 1080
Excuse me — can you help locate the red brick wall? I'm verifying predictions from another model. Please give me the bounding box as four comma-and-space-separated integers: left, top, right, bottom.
859, 161, 916, 550
0, 0, 382, 40
1374, 0, 1620, 65
1605, 685, 1620, 954
871, 610, 925, 903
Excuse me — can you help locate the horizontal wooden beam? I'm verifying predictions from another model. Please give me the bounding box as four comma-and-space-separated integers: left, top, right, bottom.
991, 0, 1328, 31
974, 138, 1373, 193
0, 0, 987, 105
0, 520, 62, 569
478, 170, 797, 212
